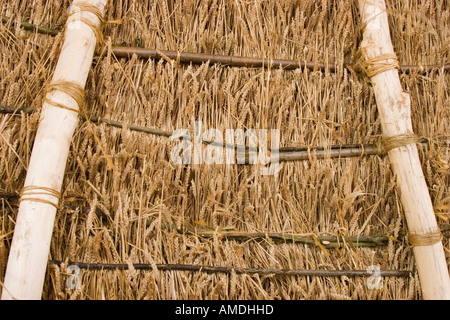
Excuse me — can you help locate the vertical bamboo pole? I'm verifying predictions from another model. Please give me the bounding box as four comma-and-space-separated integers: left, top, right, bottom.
1, 0, 107, 300
358, 0, 450, 299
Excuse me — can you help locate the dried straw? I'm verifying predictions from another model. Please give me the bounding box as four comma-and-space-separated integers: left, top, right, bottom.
1, 0, 448, 300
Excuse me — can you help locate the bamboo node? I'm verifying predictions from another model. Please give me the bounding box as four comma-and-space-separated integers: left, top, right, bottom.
44, 80, 85, 113
379, 133, 419, 154
408, 230, 443, 247
19, 186, 61, 210
67, 1, 104, 45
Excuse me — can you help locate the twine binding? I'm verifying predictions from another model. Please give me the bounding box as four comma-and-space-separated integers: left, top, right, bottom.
19, 186, 61, 210
44, 80, 85, 113
355, 48, 399, 79
378, 133, 419, 154
67, 1, 104, 45
408, 230, 443, 247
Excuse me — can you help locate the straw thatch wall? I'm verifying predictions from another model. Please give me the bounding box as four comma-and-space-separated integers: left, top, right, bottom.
0, 0, 448, 299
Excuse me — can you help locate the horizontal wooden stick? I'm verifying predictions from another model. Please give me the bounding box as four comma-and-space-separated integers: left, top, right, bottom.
1, 16, 59, 36
163, 224, 395, 248
1, 0, 108, 301
2, 105, 440, 163
0, 104, 172, 136
279, 144, 381, 161
1, 17, 448, 73
0, 105, 35, 114
48, 260, 411, 277
111, 46, 336, 71
111, 46, 449, 73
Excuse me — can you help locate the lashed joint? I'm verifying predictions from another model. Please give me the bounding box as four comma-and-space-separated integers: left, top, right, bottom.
19, 186, 61, 210
408, 230, 443, 247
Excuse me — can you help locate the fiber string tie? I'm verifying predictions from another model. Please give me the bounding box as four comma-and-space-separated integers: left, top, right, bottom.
44, 80, 85, 113
19, 186, 61, 210
378, 133, 419, 154
408, 230, 443, 247
67, 1, 104, 45
355, 48, 399, 79
44, 79, 114, 169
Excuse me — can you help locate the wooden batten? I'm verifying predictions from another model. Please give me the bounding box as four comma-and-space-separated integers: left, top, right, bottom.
358, 0, 450, 299
1, 0, 107, 300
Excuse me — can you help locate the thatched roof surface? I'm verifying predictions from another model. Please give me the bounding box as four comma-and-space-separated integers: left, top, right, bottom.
0, 0, 448, 299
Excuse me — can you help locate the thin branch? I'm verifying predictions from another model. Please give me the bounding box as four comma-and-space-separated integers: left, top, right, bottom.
88, 114, 173, 137
2, 105, 442, 163
0, 191, 18, 198
0, 104, 172, 136
111, 46, 449, 73
1, 16, 59, 36
111, 46, 336, 72
1, 17, 448, 73
48, 260, 412, 277
278, 138, 438, 161
162, 224, 397, 248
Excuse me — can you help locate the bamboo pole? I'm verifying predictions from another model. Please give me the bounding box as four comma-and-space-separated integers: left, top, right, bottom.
111, 46, 450, 73
1, 0, 107, 300
358, 0, 450, 300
